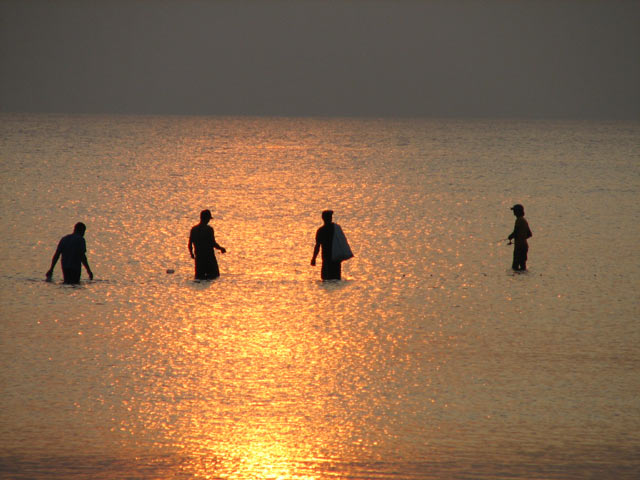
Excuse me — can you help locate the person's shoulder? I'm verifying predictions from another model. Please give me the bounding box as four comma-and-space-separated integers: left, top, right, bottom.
201, 224, 213, 234
71, 233, 86, 245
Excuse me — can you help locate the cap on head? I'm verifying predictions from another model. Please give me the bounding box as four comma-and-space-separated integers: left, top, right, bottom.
73, 222, 86, 234
511, 204, 525, 215
200, 209, 212, 222
321, 210, 334, 222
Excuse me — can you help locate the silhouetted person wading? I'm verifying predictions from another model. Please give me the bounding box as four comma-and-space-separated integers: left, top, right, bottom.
311, 210, 353, 280
189, 209, 226, 280
46, 222, 93, 284
508, 204, 532, 271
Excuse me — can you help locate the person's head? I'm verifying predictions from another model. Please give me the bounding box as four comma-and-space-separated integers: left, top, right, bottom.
321, 209, 333, 224
73, 222, 86, 236
200, 209, 212, 224
511, 204, 525, 217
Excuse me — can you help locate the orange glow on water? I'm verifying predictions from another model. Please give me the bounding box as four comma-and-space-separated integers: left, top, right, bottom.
3, 115, 639, 478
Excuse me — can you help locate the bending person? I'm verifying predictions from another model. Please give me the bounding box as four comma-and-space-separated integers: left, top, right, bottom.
46, 222, 93, 284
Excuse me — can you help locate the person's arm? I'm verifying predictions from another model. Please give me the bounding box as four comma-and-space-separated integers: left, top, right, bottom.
45, 248, 61, 279
311, 230, 321, 266
212, 229, 226, 253
508, 220, 518, 241
81, 253, 93, 280
188, 231, 195, 259
311, 228, 321, 265
311, 241, 320, 266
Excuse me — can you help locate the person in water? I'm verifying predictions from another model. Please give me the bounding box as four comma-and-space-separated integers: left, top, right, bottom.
189, 209, 226, 280
508, 204, 533, 271
311, 209, 350, 280
46, 222, 94, 284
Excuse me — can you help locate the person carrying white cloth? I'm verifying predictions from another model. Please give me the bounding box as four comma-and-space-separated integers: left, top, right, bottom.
311, 210, 353, 280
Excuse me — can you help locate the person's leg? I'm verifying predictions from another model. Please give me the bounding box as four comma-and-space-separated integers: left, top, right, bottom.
321, 260, 341, 280
196, 256, 220, 280
194, 257, 205, 279
205, 257, 220, 280
512, 249, 519, 271
62, 268, 81, 284
334, 261, 341, 280
514, 245, 528, 271
520, 245, 528, 271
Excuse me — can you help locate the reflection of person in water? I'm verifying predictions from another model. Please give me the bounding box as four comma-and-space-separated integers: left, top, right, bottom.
508, 204, 533, 271
189, 209, 226, 280
311, 209, 352, 280
46, 222, 94, 284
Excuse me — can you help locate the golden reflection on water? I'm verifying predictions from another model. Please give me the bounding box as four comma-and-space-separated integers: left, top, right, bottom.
116, 279, 400, 479
2, 115, 639, 479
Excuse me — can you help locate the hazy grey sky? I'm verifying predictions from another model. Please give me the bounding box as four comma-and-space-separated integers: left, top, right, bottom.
1, 0, 638, 118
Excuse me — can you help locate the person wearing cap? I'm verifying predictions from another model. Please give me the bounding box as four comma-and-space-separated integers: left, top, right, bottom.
189, 209, 226, 280
46, 222, 94, 284
508, 204, 533, 271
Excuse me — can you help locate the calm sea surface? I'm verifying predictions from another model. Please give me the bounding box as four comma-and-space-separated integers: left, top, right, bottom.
1, 114, 639, 479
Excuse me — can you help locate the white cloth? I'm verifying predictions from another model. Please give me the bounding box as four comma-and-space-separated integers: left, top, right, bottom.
331, 223, 354, 262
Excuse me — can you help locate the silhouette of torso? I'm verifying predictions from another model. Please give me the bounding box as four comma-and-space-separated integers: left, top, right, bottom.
190, 224, 215, 257
316, 222, 341, 280
512, 217, 532, 247
56, 233, 86, 271
189, 223, 219, 279
315, 223, 335, 262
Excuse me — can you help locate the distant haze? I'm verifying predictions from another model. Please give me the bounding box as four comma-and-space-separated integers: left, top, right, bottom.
1, 0, 638, 119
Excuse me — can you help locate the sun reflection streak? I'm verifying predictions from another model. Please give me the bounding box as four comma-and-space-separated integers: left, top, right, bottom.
1, 115, 638, 479
108, 280, 390, 477
183, 441, 321, 480
101, 250, 445, 479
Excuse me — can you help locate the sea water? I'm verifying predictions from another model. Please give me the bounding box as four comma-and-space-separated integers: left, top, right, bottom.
1, 114, 639, 479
